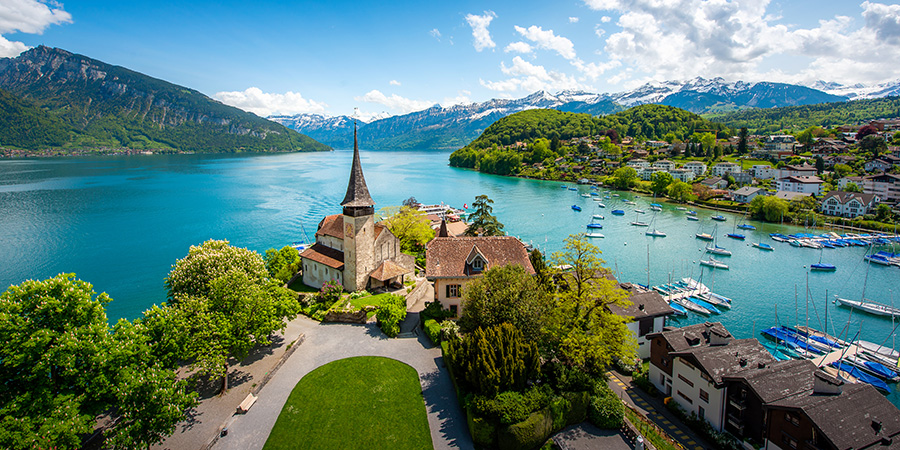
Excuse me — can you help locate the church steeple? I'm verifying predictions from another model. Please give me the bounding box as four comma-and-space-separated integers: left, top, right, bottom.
340, 122, 375, 216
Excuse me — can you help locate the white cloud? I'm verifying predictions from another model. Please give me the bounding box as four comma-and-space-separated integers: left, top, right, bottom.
504, 41, 533, 54
594, 25, 606, 38
465, 11, 497, 51
0, 0, 72, 57
354, 89, 434, 114
514, 25, 577, 60
578, 0, 900, 86
601, 16, 611, 23
441, 90, 473, 107
569, 17, 580, 23
429, 28, 441, 40
389, 79, 401, 86
214, 87, 328, 117
481, 56, 584, 92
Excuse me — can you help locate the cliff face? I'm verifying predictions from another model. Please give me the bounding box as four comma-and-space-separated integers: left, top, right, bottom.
0, 46, 330, 152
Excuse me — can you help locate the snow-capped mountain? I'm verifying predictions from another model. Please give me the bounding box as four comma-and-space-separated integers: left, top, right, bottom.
269, 77, 897, 150
809, 79, 900, 100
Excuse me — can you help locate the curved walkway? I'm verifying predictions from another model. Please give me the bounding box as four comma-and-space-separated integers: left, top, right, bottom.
213, 316, 473, 450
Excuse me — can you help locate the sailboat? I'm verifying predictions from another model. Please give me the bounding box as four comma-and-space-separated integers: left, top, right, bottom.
645, 212, 666, 237
631, 211, 649, 227
809, 248, 835, 271
700, 257, 729, 269
706, 225, 732, 256
835, 258, 899, 317
695, 223, 714, 241
753, 241, 774, 251
726, 221, 745, 240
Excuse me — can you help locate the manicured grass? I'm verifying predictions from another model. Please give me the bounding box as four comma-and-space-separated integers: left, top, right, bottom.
263, 356, 432, 450
287, 278, 319, 293
346, 292, 403, 310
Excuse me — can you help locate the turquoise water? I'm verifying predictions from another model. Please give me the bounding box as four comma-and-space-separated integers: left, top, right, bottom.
2, 151, 899, 387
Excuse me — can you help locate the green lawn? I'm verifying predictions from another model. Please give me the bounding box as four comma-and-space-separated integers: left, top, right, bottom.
346, 292, 403, 310
263, 356, 433, 450
287, 277, 319, 293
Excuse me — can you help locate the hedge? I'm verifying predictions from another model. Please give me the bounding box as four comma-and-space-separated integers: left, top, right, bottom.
424, 319, 442, 345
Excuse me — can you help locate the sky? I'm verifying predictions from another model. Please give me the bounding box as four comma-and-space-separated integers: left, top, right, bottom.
3, 0, 900, 120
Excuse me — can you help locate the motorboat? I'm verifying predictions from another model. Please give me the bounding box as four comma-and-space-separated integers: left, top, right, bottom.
611, 209, 625, 215
592, 214, 604, 220
585, 232, 605, 238
571, 205, 582, 211
810, 263, 836, 271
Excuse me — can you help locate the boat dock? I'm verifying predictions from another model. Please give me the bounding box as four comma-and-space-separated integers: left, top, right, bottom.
811, 343, 865, 367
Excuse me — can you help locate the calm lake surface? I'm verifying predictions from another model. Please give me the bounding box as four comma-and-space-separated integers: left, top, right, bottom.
2, 150, 900, 399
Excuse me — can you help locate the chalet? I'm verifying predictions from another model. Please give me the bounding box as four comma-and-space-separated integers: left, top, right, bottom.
810, 138, 849, 156
701, 177, 728, 190
606, 283, 674, 359
820, 191, 880, 218
682, 161, 707, 177
425, 235, 534, 317
732, 186, 765, 203
822, 154, 856, 168
870, 118, 900, 131
711, 162, 741, 177
765, 373, 900, 450
776, 176, 823, 195
300, 127, 414, 292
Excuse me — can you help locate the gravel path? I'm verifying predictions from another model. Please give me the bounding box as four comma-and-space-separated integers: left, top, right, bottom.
212, 315, 473, 450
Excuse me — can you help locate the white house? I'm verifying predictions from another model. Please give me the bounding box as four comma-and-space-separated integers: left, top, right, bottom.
866, 159, 895, 172
860, 173, 900, 203
641, 167, 665, 181
606, 284, 674, 359
749, 165, 777, 180
701, 176, 728, 190
683, 161, 707, 177
648, 323, 776, 433
652, 160, 677, 172
776, 176, 823, 195
711, 162, 741, 177
627, 159, 650, 170
764, 135, 797, 154
732, 186, 765, 203
820, 191, 880, 218
670, 169, 695, 182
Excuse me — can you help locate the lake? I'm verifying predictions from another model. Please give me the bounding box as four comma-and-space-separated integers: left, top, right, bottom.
2, 150, 900, 399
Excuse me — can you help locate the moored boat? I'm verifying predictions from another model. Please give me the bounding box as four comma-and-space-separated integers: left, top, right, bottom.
571, 205, 582, 211
585, 232, 605, 238
687, 216, 699, 221
835, 297, 900, 318
645, 229, 667, 237
706, 245, 732, 256
700, 258, 729, 269
711, 215, 726, 221
696, 232, 714, 241
611, 209, 625, 215
726, 233, 745, 240
753, 242, 774, 251
586, 223, 603, 229
592, 214, 604, 220
810, 263, 836, 271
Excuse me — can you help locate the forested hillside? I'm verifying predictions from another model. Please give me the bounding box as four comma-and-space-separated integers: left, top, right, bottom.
0, 46, 330, 153
707, 96, 900, 133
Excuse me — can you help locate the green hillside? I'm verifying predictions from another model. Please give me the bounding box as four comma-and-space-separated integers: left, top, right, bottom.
706, 96, 900, 133
0, 46, 330, 154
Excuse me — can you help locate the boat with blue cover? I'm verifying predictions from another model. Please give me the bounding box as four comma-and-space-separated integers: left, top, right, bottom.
845, 355, 900, 381
830, 361, 891, 394
737, 224, 756, 230
726, 233, 745, 240
711, 215, 726, 221
753, 242, 774, 251
586, 223, 603, 229
611, 209, 625, 215
668, 301, 688, 316
761, 327, 825, 355
571, 205, 582, 211
688, 296, 721, 314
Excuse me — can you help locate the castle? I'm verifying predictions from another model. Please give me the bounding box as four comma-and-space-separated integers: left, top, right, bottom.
299, 126, 414, 292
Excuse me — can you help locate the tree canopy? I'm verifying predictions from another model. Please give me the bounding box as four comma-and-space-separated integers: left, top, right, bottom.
458, 264, 549, 342
465, 195, 505, 236
381, 206, 435, 253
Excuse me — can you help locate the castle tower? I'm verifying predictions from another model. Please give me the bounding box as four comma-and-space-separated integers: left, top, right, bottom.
341, 123, 375, 292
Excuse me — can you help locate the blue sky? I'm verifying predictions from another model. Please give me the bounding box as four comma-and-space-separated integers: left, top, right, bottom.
3, 0, 900, 119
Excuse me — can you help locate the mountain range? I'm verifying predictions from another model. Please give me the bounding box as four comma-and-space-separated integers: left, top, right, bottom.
270, 77, 900, 151
0, 46, 330, 153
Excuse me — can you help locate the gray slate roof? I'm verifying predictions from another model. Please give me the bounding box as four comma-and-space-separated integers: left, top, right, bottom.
723, 359, 817, 403
648, 322, 732, 352
341, 125, 375, 207
607, 284, 675, 319
671, 338, 776, 386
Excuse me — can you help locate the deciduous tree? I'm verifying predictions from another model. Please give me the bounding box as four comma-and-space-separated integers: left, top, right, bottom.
749, 195, 789, 222
458, 264, 549, 342
667, 181, 694, 202
650, 171, 674, 195
381, 206, 435, 252
264, 245, 301, 284
611, 166, 637, 190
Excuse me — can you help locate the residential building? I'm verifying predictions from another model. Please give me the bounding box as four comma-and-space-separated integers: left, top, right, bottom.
776, 176, 823, 195
732, 187, 765, 203
648, 322, 775, 432
764, 135, 797, 154
866, 159, 895, 172
700, 176, 728, 190
645, 140, 669, 150
750, 165, 778, 180
300, 128, 414, 292
779, 164, 817, 178
837, 176, 865, 190
652, 159, 676, 172
627, 158, 650, 170
606, 283, 674, 359
820, 191, 880, 218
870, 118, 900, 131
774, 191, 815, 202
810, 138, 849, 155
425, 235, 534, 316
670, 169, 695, 183
732, 172, 752, 185
711, 162, 741, 177
861, 172, 900, 204
641, 167, 664, 181
683, 161, 707, 177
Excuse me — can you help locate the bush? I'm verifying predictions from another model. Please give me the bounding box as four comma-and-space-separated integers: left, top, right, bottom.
446, 323, 541, 396
472, 385, 552, 425
588, 390, 624, 429
375, 294, 407, 337
544, 362, 594, 393
563, 391, 590, 425
549, 396, 570, 430
421, 300, 454, 323
424, 319, 442, 344
319, 279, 343, 303
498, 409, 553, 450
440, 320, 460, 341
632, 367, 658, 396
467, 408, 497, 447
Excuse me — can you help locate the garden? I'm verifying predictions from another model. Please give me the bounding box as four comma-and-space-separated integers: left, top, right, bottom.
292, 280, 410, 337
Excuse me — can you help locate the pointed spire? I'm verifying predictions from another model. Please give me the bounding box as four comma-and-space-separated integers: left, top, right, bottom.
438, 219, 450, 237
341, 121, 374, 208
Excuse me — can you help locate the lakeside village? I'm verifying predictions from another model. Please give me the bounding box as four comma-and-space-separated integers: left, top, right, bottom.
7, 129, 900, 450
482, 117, 900, 236
292, 132, 900, 449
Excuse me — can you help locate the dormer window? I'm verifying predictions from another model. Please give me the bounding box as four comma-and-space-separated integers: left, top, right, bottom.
472, 258, 484, 271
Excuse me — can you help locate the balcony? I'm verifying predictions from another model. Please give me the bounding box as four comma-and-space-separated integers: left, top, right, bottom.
728, 398, 747, 411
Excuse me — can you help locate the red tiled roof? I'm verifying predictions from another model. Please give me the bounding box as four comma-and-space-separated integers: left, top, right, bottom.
315, 214, 343, 239
370, 260, 410, 281
299, 243, 344, 269
425, 236, 534, 278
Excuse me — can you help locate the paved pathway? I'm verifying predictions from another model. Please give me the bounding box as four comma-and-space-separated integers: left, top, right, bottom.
213, 316, 473, 450
607, 370, 713, 450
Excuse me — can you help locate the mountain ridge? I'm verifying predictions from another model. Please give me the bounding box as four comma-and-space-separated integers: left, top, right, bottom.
271, 76, 884, 150
0, 46, 330, 153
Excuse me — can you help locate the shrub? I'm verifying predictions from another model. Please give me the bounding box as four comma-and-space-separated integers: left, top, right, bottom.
319, 279, 343, 303
420, 300, 453, 323
549, 396, 570, 430
632, 367, 658, 396
544, 362, 594, 393
467, 408, 497, 447
446, 323, 541, 396
440, 320, 460, 341
424, 319, 442, 344
472, 385, 552, 425
375, 294, 407, 337
498, 409, 554, 450
563, 391, 589, 425
588, 390, 624, 429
